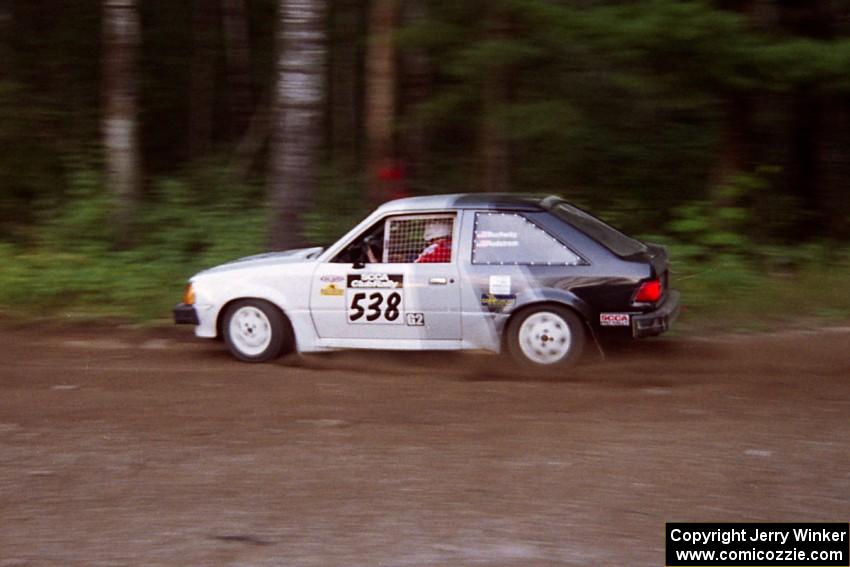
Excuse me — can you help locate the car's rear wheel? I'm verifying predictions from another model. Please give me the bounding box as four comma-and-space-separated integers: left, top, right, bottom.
223, 299, 290, 363
506, 305, 585, 370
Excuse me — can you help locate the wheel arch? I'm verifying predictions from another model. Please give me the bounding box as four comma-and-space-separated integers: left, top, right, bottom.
216, 296, 294, 349
500, 290, 596, 354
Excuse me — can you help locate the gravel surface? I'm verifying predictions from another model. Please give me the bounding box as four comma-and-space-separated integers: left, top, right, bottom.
1, 326, 848, 566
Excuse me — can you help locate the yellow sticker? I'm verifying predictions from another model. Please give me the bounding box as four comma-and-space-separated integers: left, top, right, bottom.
320, 283, 344, 296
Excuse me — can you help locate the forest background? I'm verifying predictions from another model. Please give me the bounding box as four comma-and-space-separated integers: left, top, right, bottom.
1, 0, 849, 331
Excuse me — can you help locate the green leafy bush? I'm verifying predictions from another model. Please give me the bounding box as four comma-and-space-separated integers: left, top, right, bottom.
0, 166, 268, 320
1, 163, 849, 328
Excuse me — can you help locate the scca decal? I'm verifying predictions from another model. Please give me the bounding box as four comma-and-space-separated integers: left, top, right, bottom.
346, 273, 403, 289
600, 313, 630, 326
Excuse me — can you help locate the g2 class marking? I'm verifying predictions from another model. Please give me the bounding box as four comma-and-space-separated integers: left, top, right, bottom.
405, 312, 424, 326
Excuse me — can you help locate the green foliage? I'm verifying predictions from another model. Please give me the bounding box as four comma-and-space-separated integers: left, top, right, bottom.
628, 169, 850, 329
35, 170, 113, 253
401, 0, 850, 229
0, 166, 267, 320
301, 166, 371, 246
667, 248, 850, 333
2, 0, 850, 328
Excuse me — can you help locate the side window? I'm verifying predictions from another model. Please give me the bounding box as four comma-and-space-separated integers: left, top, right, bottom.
385, 214, 455, 263
472, 212, 582, 266
332, 218, 385, 263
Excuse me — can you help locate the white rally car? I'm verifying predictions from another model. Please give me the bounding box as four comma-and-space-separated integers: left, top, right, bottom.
174, 194, 679, 368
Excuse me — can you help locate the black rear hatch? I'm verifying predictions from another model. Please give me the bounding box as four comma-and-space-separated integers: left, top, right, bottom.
643, 243, 669, 281
545, 199, 671, 295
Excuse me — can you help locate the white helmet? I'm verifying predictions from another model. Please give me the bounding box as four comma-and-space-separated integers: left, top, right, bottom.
423, 221, 451, 242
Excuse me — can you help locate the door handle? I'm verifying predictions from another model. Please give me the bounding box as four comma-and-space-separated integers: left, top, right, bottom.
429, 277, 448, 285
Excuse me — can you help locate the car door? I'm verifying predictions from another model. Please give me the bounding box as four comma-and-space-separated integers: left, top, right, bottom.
310, 213, 461, 342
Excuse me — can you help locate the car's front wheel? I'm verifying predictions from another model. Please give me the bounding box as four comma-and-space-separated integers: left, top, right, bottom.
223, 299, 291, 363
506, 305, 585, 370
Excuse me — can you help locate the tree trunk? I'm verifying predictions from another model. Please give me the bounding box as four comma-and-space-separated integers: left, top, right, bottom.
268, 0, 326, 250
399, 0, 429, 192
478, 75, 510, 193
0, 1, 10, 73
477, 8, 510, 193
780, 0, 832, 238
711, 92, 752, 191
788, 87, 821, 235
820, 98, 850, 239
102, 0, 141, 246
364, 0, 397, 204
188, 0, 217, 159
329, 0, 361, 172
0, 1, 9, 30
231, 93, 271, 177
222, 0, 253, 140
710, 0, 762, 206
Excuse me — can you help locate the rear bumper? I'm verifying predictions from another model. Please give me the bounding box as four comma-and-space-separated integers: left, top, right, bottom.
173, 303, 199, 325
632, 290, 680, 338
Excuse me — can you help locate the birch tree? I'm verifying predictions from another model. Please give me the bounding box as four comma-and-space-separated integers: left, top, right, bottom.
103, 0, 141, 245
269, 0, 326, 249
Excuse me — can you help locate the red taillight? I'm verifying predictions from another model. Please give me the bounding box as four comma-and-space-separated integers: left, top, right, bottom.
634, 279, 662, 303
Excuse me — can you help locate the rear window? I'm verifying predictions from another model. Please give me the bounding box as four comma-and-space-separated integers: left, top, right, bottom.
551, 203, 646, 257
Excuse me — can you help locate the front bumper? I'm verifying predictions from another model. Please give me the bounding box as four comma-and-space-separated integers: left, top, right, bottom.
632, 290, 680, 338
173, 303, 199, 325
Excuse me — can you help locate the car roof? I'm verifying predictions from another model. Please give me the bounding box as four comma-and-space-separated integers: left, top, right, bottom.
376, 193, 562, 214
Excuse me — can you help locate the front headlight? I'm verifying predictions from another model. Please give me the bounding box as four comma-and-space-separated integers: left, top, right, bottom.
182, 283, 195, 305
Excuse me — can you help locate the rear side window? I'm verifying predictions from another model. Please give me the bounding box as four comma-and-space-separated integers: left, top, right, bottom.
472, 212, 582, 266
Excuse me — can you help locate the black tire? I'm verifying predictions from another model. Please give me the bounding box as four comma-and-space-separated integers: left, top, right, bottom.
222, 299, 292, 363
506, 304, 585, 370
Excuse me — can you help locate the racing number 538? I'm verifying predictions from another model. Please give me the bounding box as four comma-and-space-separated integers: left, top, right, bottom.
349, 291, 402, 323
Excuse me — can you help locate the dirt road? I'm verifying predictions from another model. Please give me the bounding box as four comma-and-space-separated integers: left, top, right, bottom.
0, 325, 848, 566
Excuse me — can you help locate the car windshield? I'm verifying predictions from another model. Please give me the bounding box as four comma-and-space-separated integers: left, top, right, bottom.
551, 202, 647, 257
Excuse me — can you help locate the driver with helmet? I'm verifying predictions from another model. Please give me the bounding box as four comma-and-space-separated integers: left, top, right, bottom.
415, 221, 452, 263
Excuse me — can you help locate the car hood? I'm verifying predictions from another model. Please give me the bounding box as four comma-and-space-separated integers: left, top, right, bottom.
196, 246, 324, 276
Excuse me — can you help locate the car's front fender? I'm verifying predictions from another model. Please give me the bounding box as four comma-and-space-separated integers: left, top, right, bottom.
191, 269, 316, 351
192, 281, 290, 336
